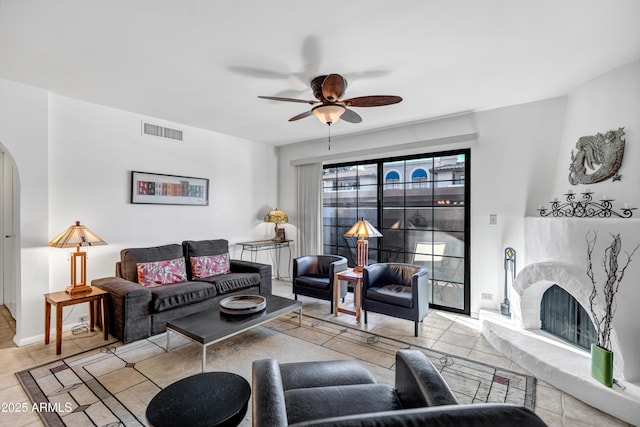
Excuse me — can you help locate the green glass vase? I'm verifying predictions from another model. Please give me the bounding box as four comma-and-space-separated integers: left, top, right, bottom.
591, 343, 613, 387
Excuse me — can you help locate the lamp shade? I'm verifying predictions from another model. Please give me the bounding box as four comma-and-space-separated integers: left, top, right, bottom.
48, 221, 107, 248
264, 209, 288, 224
343, 218, 382, 238
312, 103, 346, 124
48, 221, 106, 294
344, 218, 381, 273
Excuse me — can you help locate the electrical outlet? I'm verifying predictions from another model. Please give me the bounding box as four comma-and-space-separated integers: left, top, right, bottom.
481, 293, 494, 301
78, 315, 88, 323
489, 214, 497, 225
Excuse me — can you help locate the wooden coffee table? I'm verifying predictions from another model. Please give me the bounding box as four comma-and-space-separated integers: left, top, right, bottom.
166, 294, 301, 372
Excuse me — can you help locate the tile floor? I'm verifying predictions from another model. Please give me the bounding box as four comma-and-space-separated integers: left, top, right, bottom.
0, 280, 632, 427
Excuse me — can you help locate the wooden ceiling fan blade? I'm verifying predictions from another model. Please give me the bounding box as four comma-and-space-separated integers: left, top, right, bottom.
321, 74, 347, 102
288, 110, 313, 121
343, 95, 402, 107
340, 109, 362, 123
258, 96, 317, 105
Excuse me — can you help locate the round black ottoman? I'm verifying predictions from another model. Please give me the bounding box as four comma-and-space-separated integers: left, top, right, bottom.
146, 372, 251, 427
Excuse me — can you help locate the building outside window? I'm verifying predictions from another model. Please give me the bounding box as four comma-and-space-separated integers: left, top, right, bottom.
384, 170, 401, 190
410, 168, 429, 188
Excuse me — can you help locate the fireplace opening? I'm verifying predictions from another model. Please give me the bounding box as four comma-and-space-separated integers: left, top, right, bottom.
540, 284, 596, 351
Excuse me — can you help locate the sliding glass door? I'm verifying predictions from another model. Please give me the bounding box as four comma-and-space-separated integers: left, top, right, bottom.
322, 150, 469, 314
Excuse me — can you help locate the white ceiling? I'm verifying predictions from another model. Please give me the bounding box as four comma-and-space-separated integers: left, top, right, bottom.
1, 0, 639, 146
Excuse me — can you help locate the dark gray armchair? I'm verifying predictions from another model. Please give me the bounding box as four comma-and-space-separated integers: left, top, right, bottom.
251, 349, 547, 427
293, 255, 348, 313
363, 262, 429, 337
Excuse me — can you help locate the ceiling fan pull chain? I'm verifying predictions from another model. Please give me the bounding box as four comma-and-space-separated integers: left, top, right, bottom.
328, 123, 331, 150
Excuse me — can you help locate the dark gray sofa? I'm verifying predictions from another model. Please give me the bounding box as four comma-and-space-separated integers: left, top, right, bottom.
252, 349, 547, 427
92, 239, 271, 343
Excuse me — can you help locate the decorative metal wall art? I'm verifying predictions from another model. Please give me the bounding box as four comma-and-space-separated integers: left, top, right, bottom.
568, 127, 625, 185
537, 192, 635, 218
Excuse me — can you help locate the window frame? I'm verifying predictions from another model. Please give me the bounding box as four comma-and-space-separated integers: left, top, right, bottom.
322, 148, 471, 315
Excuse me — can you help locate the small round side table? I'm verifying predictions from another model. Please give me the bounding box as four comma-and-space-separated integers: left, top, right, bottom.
146, 372, 251, 427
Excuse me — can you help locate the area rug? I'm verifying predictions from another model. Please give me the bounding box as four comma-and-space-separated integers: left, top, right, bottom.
17, 312, 535, 426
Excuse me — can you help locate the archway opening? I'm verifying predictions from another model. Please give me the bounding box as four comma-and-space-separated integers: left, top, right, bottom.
0, 145, 19, 342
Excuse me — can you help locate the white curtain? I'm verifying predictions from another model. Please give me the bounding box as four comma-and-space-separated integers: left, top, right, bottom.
296, 163, 323, 256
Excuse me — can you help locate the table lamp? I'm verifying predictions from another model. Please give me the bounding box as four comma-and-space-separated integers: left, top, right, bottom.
48, 221, 107, 294
343, 218, 382, 273
264, 208, 288, 240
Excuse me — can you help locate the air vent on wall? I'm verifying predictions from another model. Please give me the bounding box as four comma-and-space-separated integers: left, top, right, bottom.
141, 121, 183, 141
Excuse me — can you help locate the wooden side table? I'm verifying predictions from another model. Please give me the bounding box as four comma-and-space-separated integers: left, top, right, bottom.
44, 287, 109, 355
333, 269, 363, 322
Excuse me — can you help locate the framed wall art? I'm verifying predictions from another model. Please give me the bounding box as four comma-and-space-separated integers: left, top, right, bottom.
131, 171, 209, 205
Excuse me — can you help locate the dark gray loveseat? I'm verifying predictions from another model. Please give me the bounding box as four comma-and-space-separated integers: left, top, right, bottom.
93, 239, 271, 343
252, 349, 547, 426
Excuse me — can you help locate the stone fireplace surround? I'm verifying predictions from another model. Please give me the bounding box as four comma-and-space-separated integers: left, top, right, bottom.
480, 217, 640, 425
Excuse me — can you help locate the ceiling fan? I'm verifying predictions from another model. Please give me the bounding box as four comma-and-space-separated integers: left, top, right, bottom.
258, 73, 402, 125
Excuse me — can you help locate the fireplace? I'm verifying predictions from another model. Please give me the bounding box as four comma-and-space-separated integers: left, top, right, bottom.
540, 284, 596, 351
510, 260, 625, 377
479, 217, 640, 425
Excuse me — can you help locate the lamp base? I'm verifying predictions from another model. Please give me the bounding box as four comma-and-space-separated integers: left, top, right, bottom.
66, 284, 92, 295
353, 238, 368, 274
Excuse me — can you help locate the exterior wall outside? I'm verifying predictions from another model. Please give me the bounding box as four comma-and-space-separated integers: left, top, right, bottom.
322, 157, 462, 191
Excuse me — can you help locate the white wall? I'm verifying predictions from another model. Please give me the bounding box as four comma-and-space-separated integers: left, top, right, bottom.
0, 78, 50, 346
277, 97, 567, 317
470, 99, 567, 314
0, 81, 280, 345
541, 60, 640, 380
277, 59, 638, 331
551, 60, 640, 203
46, 94, 279, 330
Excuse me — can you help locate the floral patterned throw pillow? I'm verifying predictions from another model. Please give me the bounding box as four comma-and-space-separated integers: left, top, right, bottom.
190, 253, 231, 278
136, 257, 187, 287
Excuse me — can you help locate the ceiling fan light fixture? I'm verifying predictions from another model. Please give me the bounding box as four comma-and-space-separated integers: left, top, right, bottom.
311, 103, 345, 125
